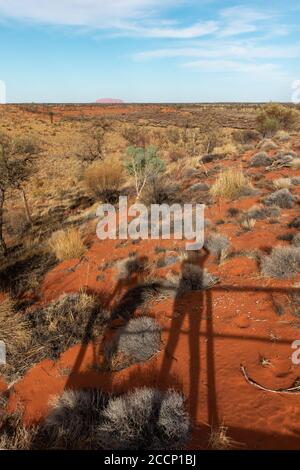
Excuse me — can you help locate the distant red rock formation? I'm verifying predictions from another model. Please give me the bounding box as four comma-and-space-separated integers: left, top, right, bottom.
96, 98, 124, 104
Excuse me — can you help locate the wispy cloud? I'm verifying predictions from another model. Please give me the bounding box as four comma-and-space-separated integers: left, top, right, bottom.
116, 20, 218, 39
218, 5, 271, 37
181, 59, 279, 74
0, 0, 181, 27
134, 42, 300, 61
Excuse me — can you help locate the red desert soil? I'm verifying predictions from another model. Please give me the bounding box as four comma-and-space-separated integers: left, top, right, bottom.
5, 230, 300, 450
1, 111, 300, 449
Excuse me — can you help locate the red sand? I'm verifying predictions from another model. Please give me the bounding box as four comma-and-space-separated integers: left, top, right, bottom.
4, 233, 300, 450
2, 140, 300, 450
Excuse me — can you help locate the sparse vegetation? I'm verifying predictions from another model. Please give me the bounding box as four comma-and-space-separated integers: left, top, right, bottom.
48, 228, 86, 261
97, 388, 190, 450
263, 188, 296, 209
205, 233, 230, 262
34, 387, 190, 450
0, 297, 31, 358
250, 152, 272, 167
210, 167, 252, 201
209, 424, 240, 450
261, 246, 300, 279
0, 132, 40, 254
104, 316, 161, 370
256, 104, 299, 136
273, 177, 292, 190
84, 158, 124, 203
124, 145, 165, 200
175, 263, 219, 293
28, 292, 109, 360
115, 255, 147, 281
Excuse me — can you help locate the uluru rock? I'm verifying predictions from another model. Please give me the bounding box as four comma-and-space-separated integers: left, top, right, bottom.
96, 98, 124, 104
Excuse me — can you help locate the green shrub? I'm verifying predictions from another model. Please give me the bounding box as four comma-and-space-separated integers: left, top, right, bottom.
124, 145, 165, 199
256, 104, 299, 136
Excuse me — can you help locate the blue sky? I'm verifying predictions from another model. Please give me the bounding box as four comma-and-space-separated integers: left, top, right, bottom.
0, 0, 299, 102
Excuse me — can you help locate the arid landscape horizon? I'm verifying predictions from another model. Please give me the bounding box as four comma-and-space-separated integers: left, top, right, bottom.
1, 101, 300, 450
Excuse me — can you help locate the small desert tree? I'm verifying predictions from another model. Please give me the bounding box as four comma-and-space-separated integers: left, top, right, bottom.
77, 121, 109, 164
0, 132, 39, 255
256, 103, 299, 136
122, 126, 150, 148
124, 145, 165, 200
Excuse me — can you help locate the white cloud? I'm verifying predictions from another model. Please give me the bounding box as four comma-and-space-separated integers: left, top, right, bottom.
134, 42, 300, 61
218, 5, 272, 37
120, 20, 218, 38
0, 0, 179, 27
181, 59, 279, 74
0, 0, 219, 39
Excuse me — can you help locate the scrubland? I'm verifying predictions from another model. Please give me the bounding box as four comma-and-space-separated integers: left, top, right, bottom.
1, 102, 300, 449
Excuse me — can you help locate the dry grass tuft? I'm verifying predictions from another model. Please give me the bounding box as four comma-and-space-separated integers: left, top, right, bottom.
208, 424, 240, 450
273, 177, 292, 190
0, 297, 31, 357
48, 228, 86, 261
291, 158, 300, 170
0, 410, 37, 450
28, 292, 109, 361
210, 167, 252, 201
84, 158, 124, 203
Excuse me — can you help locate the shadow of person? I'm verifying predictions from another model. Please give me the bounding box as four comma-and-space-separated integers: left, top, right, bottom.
158, 248, 209, 423
64, 255, 151, 391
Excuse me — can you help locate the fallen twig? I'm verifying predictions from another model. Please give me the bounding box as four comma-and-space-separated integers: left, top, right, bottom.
240, 364, 300, 394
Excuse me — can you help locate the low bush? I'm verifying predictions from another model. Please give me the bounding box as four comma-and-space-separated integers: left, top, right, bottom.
34, 389, 107, 449
35, 387, 190, 450
141, 176, 180, 205
232, 129, 260, 144
292, 177, 300, 186
115, 255, 147, 281
0, 297, 31, 359
177, 263, 218, 293
104, 316, 161, 370
292, 233, 300, 247
210, 167, 253, 201
204, 233, 230, 262
250, 152, 272, 167
261, 246, 300, 279
256, 104, 299, 136
258, 139, 278, 152
48, 228, 86, 261
97, 388, 190, 450
84, 158, 124, 203
246, 205, 280, 220
263, 188, 296, 209
28, 292, 109, 360
273, 178, 291, 190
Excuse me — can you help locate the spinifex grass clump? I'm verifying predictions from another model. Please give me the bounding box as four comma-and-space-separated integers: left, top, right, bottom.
28, 292, 109, 360
210, 167, 253, 201
250, 152, 272, 167
205, 233, 230, 262
0, 297, 31, 380
261, 247, 300, 279
48, 228, 86, 261
84, 158, 124, 203
104, 316, 161, 371
263, 189, 296, 209
34, 387, 190, 450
